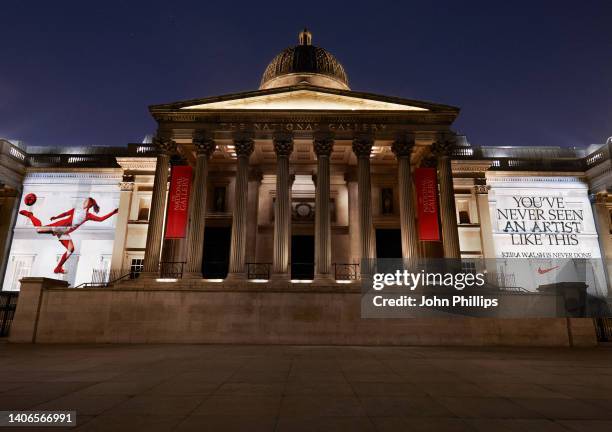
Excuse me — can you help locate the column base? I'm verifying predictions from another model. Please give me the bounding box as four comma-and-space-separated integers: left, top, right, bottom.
313, 274, 335, 285
225, 273, 247, 282
139, 272, 160, 280
269, 273, 291, 286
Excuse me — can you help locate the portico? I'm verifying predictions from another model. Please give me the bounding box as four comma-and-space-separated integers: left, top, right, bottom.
142, 106, 460, 283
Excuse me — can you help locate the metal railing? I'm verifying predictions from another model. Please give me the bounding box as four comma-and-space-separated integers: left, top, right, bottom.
27, 154, 120, 168
594, 318, 612, 342
0, 292, 18, 337
334, 263, 360, 281
74, 271, 135, 289
247, 263, 272, 280
159, 261, 185, 279
90, 268, 136, 285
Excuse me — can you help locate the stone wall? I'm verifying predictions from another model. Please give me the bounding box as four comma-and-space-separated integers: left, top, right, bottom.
9, 277, 597, 346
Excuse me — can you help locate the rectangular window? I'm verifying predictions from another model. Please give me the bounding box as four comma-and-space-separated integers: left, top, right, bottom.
91, 255, 112, 284
213, 187, 226, 212
456, 200, 471, 224
3, 255, 35, 291
461, 261, 477, 274
130, 258, 144, 279
459, 211, 471, 224
137, 198, 150, 221
381, 188, 394, 215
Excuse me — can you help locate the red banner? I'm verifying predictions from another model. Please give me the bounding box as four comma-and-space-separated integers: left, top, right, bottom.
165, 165, 192, 239
415, 168, 440, 241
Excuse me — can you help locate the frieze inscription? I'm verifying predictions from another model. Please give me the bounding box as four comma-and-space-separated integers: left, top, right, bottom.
219, 122, 387, 132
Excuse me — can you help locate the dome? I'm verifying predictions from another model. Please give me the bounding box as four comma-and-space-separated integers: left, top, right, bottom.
260, 29, 350, 90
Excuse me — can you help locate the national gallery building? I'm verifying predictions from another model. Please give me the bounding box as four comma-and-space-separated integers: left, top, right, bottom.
1, 31, 611, 344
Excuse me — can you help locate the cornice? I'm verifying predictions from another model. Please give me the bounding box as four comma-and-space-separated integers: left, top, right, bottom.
152, 112, 457, 127
485, 172, 587, 185
26, 167, 122, 174
451, 160, 492, 173
23, 171, 123, 185
115, 157, 157, 171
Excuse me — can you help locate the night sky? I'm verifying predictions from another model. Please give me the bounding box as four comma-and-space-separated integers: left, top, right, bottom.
1, 1, 611, 149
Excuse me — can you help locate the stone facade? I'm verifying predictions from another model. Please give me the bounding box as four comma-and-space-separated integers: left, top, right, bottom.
1, 136, 610, 291
1, 31, 611, 345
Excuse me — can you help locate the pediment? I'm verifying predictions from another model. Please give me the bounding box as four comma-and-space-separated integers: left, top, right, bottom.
179, 89, 428, 111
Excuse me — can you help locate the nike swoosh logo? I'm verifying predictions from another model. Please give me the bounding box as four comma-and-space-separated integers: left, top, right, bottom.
537, 266, 559, 275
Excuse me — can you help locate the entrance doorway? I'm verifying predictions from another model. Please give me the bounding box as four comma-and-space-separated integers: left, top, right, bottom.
375, 229, 403, 259
202, 226, 231, 278
291, 235, 314, 280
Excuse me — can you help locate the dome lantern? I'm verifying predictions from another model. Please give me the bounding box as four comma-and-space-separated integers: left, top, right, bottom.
298, 28, 312, 46
259, 29, 349, 90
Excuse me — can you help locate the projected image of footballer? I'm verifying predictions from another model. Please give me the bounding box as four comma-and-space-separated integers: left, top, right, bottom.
19, 195, 118, 274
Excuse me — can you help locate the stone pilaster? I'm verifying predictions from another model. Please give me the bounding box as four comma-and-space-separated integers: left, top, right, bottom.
314, 133, 334, 282
352, 134, 376, 275
473, 185, 495, 259
432, 132, 461, 259
591, 193, 612, 286
0, 186, 21, 285
227, 135, 255, 279
110, 178, 134, 272
143, 136, 176, 275
184, 132, 216, 277
272, 133, 294, 280
392, 133, 419, 261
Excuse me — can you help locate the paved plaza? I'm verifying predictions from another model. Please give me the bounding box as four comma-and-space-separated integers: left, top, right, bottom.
0, 343, 612, 431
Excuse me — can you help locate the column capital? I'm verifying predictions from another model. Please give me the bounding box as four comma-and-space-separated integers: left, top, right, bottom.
153, 136, 176, 155
313, 133, 334, 157
391, 133, 416, 158
193, 132, 216, 157
473, 185, 489, 194
119, 181, 135, 191
233, 135, 255, 158
273, 132, 294, 157
431, 132, 456, 157
352, 134, 374, 158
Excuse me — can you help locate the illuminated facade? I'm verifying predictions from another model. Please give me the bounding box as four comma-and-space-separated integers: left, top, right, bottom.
1, 30, 611, 291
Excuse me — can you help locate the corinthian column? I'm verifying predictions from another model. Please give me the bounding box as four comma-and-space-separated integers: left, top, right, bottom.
272, 133, 293, 280
184, 132, 216, 277
227, 135, 255, 280
392, 133, 419, 261
352, 134, 376, 275
143, 136, 176, 275
314, 133, 334, 282
432, 132, 460, 258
